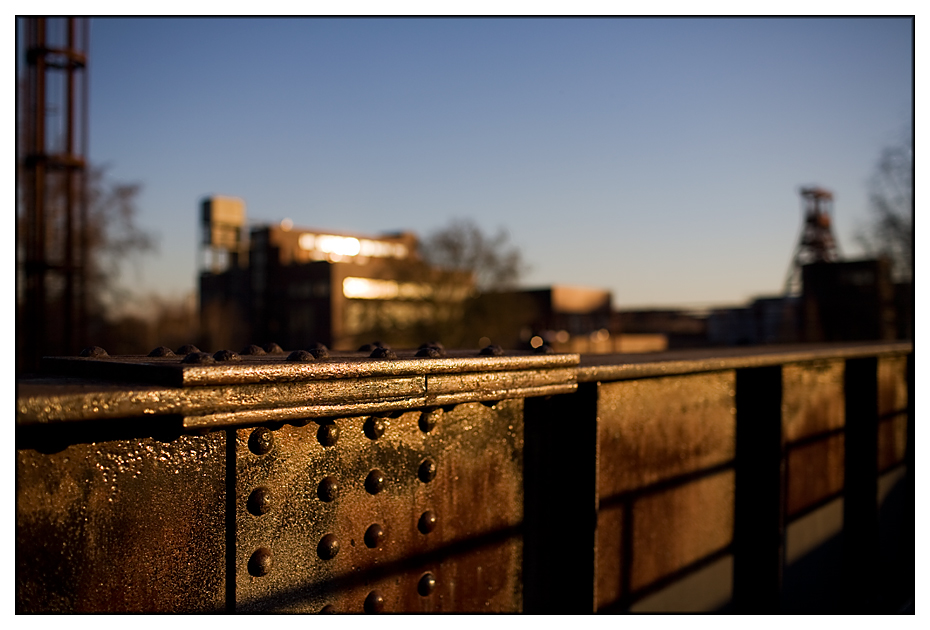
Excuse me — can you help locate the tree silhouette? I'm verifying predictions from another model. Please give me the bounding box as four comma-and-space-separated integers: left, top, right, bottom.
857, 130, 913, 283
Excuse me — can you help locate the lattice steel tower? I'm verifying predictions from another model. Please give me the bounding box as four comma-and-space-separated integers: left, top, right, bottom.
18, 18, 90, 371
784, 186, 841, 295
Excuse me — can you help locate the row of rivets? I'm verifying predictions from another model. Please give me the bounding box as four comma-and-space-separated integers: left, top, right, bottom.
318, 573, 437, 613
248, 525, 436, 577
247, 426, 276, 577
84, 341, 509, 362
246, 416, 389, 454
316, 459, 433, 505
313, 509, 437, 562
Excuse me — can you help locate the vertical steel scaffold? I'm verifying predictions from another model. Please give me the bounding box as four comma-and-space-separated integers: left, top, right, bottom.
19, 17, 90, 371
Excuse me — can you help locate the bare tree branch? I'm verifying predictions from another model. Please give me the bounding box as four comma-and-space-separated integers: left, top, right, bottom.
856, 130, 913, 283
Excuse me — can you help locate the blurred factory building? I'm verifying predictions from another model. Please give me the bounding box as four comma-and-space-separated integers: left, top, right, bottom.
199, 196, 471, 351
198, 186, 910, 354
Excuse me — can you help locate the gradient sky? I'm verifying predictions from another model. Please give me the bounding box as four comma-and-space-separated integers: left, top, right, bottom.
77, 17, 912, 311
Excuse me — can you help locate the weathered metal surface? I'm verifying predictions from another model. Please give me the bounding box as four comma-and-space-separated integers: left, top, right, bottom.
41, 350, 579, 387
577, 341, 911, 383
594, 371, 736, 611
782, 360, 845, 443
16, 376, 424, 426
878, 355, 909, 417
595, 472, 735, 610
16, 431, 227, 613
234, 401, 524, 612
14, 341, 913, 614
785, 435, 845, 517
595, 503, 624, 610
781, 360, 846, 519
596, 372, 736, 497
22, 351, 578, 429
629, 470, 734, 593
878, 415, 908, 473
877, 355, 908, 472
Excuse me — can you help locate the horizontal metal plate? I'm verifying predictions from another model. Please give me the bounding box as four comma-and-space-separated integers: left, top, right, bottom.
41, 350, 580, 387
578, 342, 911, 383
20, 353, 579, 429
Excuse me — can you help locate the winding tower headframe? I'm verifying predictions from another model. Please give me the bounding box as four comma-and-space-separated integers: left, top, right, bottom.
784, 186, 840, 295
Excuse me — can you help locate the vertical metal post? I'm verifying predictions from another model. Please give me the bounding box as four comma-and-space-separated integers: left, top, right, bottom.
523, 383, 599, 613
843, 356, 879, 612
733, 365, 785, 612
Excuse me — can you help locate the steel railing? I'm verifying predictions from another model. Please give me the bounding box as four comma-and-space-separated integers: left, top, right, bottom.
16, 341, 913, 613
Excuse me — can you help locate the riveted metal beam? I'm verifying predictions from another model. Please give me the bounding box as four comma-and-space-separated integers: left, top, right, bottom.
23, 350, 579, 430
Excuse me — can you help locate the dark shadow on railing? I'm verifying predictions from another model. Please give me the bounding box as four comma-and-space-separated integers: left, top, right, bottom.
598, 546, 734, 613
595, 461, 735, 612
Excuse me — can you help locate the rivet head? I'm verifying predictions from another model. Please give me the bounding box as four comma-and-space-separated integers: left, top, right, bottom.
317, 534, 340, 560
365, 469, 385, 495
419, 409, 440, 433
319, 604, 336, 614
364, 417, 386, 440
364, 523, 385, 548
317, 424, 339, 447
262, 342, 284, 354
213, 349, 241, 361
415, 347, 442, 358
364, 590, 385, 613
176, 344, 200, 355
418, 458, 437, 483
287, 349, 315, 362
248, 547, 273, 576
317, 476, 339, 502
418, 510, 437, 534
240, 344, 266, 355
248, 428, 274, 455
479, 344, 504, 357
418, 572, 437, 596
306, 342, 329, 359
147, 346, 175, 357
247, 487, 273, 515
369, 347, 397, 359
79, 346, 108, 358
182, 352, 215, 364
419, 341, 446, 356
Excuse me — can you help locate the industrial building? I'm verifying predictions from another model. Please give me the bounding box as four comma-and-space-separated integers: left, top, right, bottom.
199, 196, 474, 351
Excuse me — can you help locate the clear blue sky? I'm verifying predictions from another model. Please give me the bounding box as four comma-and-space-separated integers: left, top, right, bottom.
82, 16, 912, 310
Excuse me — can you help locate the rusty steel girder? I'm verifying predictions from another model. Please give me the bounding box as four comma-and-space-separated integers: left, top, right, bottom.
16, 346, 574, 613
16, 341, 913, 613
